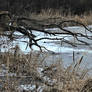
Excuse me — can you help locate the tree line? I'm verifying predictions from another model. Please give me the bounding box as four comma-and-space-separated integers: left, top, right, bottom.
0, 0, 92, 15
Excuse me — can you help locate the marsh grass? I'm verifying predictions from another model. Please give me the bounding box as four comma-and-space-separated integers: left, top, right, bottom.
28, 9, 92, 26
0, 46, 92, 92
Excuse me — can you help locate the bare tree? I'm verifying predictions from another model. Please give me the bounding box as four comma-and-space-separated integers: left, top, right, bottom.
0, 11, 92, 52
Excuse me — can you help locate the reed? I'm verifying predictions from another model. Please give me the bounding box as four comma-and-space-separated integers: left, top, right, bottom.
29, 9, 92, 26
0, 49, 92, 92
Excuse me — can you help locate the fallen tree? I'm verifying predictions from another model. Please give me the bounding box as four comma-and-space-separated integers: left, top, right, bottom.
0, 11, 92, 52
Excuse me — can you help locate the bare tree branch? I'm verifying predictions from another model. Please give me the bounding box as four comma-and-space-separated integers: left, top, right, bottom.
0, 12, 92, 51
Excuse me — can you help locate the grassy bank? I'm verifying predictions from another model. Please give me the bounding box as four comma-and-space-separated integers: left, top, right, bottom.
0, 47, 92, 92
27, 9, 92, 26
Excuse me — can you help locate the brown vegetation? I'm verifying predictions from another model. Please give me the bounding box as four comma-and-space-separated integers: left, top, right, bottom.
29, 10, 92, 26
0, 49, 92, 92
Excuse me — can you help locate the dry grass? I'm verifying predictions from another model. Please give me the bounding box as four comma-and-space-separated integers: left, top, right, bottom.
0, 9, 92, 92
29, 9, 61, 19
0, 46, 92, 92
28, 9, 92, 26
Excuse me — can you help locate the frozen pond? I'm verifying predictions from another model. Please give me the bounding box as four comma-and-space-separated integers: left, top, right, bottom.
1, 25, 92, 69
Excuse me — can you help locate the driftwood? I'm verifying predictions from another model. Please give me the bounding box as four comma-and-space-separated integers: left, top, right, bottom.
0, 11, 92, 51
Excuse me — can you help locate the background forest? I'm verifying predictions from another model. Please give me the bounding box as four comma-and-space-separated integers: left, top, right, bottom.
0, 0, 92, 15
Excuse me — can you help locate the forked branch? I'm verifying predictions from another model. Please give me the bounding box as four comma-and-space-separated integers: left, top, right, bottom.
0, 12, 92, 51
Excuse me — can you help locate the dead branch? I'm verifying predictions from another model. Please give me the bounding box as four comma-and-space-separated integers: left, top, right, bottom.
0, 12, 92, 51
